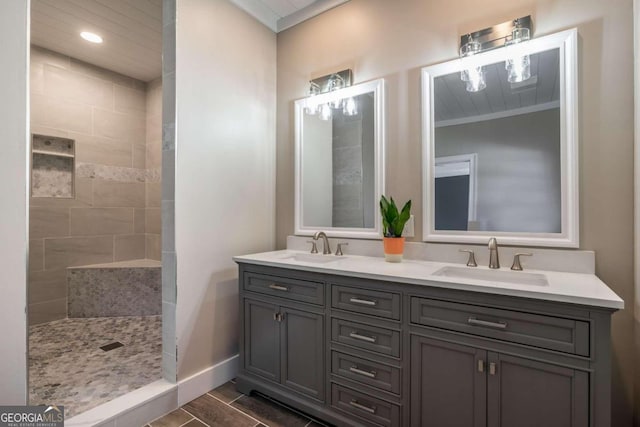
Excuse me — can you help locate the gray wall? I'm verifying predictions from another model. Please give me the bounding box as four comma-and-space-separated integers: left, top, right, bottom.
29, 46, 162, 325
435, 108, 561, 233
275, 1, 635, 424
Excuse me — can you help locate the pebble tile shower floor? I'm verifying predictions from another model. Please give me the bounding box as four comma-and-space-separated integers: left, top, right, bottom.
29, 315, 162, 417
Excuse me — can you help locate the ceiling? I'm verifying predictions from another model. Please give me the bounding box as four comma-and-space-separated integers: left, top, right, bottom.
434, 48, 560, 126
31, 0, 163, 82
230, 0, 350, 32
30, 0, 348, 82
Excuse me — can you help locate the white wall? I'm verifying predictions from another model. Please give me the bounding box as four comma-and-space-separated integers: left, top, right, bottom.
175, 0, 276, 382
0, 0, 29, 404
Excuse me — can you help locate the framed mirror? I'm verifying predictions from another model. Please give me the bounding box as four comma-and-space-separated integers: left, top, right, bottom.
422, 29, 578, 247
295, 78, 385, 239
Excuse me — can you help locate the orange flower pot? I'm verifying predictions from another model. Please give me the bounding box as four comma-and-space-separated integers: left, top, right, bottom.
383, 237, 405, 263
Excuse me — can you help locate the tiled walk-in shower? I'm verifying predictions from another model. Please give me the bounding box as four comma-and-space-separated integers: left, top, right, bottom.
29, 315, 161, 417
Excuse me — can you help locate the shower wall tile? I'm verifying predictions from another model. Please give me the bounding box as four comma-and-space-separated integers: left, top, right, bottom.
73, 133, 133, 168
44, 236, 114, 270
30, 207, 70, 239
29, 239, 44, 272
133, 144, 147, 169
69, 208, 134, 236
31, 45, 70, 70
146, 208, 161, 234
44, 64, 114, 109
146, 183, 161, 207
28, 269, 67, 305
69, 57, 138, 89
135, 208, 147, 233
31, 95, 93, 134
29, 297, 67, 325
114, 234, 147, 261
146, 234, 161, 261
115, 85, 146, 114
93, 181, 146, 207
93, 108, 145, 142
31, 62, 44, 96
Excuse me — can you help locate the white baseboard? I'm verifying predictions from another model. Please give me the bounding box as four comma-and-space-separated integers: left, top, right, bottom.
177, 354, 239, 406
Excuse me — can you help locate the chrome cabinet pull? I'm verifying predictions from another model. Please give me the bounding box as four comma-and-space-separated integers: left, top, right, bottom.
349, 331, 377, 343
349, 365, 377, 378
349, 297, 378, 306
349, 400, 376, 414
489, 362, 497, 376
268, 283, 289, 292
468, 317, 507, 329
477, 359, 485, 373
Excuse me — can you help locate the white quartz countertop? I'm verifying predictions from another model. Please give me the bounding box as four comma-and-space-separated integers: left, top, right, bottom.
233, 250, 624, 310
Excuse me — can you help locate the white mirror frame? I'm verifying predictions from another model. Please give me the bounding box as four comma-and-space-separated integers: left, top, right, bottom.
294, 78, 386, 239
422, 29, 579, 248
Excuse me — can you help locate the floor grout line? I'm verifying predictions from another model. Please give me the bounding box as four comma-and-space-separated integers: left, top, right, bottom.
206, 392, 264, 426
228, 393, 244, 405
179, 408, 211, 427
174, 407, 196, 427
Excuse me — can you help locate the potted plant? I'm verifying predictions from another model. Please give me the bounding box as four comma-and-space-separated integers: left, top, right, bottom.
380, 195, 412, 262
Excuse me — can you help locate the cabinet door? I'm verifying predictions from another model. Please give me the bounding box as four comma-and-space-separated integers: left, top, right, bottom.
244, 299, 280, 382
280, 306, 325, 401
410, 334, 487, 427
487, 352, 589, 427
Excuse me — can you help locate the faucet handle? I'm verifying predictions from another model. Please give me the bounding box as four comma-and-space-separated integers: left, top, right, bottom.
459, 249, 477, 267
306, 240, 318, 254
335, 242, 349, 256
511, 253, 532, 271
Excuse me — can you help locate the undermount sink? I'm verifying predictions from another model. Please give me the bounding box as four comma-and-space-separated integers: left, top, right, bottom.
432, 266, 549, 287
284, 253, 343, 264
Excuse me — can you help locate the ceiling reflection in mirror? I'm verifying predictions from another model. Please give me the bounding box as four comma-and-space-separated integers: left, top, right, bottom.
295, 79, 385, 239
433, 47, 561, 234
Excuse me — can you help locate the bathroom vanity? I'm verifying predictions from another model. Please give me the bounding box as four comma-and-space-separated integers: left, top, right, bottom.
234, 250, 622, 427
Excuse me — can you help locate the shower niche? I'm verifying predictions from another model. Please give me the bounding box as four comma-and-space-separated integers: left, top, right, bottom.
31, 134, 75, 198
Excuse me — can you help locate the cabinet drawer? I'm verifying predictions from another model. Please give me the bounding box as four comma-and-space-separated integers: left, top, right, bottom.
331, 383, 400, 427
332, 285, 401, 320
332, 318, 401, 358
331, 350, 401, 395
244, 272, 324, 305
410, 297, 590, 356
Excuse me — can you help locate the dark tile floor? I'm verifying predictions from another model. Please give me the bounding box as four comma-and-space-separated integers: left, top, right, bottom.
147, 380, 330, 427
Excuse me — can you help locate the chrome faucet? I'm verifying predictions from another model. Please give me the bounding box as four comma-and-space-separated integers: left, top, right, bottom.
313, 231, 332, 255
488, 237, 500, 269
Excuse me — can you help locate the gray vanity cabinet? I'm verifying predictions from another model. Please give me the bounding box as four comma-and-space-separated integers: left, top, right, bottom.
410, 334, 487, 427
237, 263, 615, 427
410, 332, 589, 427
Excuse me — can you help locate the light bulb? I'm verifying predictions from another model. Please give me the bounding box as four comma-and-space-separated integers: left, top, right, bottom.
343, 97, 358, 116
462, 67, 486, 92
506, 54, 531, 83
319, 103, 332, 121
305, 99, 318, 115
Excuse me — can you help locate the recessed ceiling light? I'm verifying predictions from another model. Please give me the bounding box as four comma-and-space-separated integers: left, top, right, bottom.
80, 31, 103, 44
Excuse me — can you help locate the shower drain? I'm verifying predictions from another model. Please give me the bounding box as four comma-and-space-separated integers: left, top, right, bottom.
100, 341, 124, 352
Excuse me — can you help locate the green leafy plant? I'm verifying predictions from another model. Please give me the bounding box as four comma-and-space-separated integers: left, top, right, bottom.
380, 195, 412, 237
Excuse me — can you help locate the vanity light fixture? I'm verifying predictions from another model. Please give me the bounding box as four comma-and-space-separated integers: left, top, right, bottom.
505, 19, 532, 83
303, 69, 354, 121
459, 35, 486, 93
458, 16, 533, 92
80, 31, 103, 44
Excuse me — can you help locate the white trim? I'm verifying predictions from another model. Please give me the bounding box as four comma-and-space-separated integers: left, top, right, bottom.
435, 154, 478, 222
228, 0, 279, 32
278, 0, 350, 32
422, 29, 579, 248
435, 100, 560, 128
177, 354, 239, 406
294, 78, 386, 240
